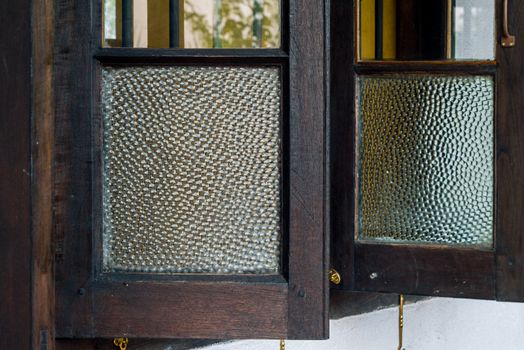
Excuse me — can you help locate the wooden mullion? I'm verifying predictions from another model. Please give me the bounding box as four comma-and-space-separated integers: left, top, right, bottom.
354, 61, 497, 75
121, 0, 133, 47
169, 0, 180, 48
94, 48, 289, 64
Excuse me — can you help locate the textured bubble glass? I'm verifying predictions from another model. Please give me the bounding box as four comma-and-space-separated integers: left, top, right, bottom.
356, 75, 494, 247
102, 66, 282, 274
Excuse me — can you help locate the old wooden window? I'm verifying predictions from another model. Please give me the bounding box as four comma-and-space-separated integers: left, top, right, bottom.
3, 0, 524, 349
53, 0, 328, 342
332, 0, 524, 302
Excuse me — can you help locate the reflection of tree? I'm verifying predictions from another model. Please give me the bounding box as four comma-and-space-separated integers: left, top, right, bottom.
185, 0, 280, 48
185, 1, 213, 47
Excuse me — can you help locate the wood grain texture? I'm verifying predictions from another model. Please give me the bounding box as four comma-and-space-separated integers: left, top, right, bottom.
57, 280, 288, 339
330, 0, 356, 291
1, 0, 55, 348
54, 0, 95, 336
287, 0, 329, 340
496, 0, 524, 302
354, 244, 496, 299
32, 0, 55, 347
91, 282, 287, 339
0, 0, 32, 349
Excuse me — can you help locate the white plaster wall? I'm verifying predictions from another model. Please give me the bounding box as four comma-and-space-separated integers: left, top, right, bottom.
199, 298, 524, 350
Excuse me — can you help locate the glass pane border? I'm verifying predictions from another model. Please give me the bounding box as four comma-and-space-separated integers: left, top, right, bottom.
92, 57, 290, 282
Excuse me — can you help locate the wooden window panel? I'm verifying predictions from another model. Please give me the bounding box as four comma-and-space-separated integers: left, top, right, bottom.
0, 0, 55, 349
54, 0, 328, 341
331, 0, 524, 302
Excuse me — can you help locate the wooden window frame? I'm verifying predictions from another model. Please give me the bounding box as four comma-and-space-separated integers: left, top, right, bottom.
331, 0, 524, 302
1, 0, 55, 349
53, 0, 329, 341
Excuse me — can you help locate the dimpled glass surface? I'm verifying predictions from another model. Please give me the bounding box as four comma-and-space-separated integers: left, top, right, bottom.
357, 75, 493, 246
102, 66, 281, 273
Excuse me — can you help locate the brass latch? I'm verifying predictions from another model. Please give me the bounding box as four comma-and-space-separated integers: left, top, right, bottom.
113, 338, 129, 350
397, 294, 405, 350
502, 0, 516, 47
329, 268, 342, 285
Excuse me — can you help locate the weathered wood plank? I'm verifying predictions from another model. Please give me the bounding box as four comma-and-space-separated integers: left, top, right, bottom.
496, 0, 524, 302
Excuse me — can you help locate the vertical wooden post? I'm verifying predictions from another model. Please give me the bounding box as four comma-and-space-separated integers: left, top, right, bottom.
122, 0, 133, 47
169, 0, 180, 48
0, 0, 55, 349
375, 0, 383, 59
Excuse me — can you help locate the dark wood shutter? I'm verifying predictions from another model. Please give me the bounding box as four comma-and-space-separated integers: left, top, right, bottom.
332, 0, 524, 302
53, 0, 329, 340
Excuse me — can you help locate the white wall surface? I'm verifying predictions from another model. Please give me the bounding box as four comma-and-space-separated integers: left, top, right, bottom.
199, 298, 524, 350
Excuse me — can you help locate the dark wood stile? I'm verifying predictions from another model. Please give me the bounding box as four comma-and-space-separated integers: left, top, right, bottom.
1, 0, 55, 349
54, 0, 95, 338
0, 0, 32, 349
330, 0, 356, 290
55, 0, 328, 343
496, 0, 524, 302
287, 0, 329, 339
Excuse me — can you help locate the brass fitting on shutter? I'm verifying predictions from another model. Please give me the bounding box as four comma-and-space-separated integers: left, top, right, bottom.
397, 294, 405, 350
113, 338, 129, 350
329, 268, 342, 285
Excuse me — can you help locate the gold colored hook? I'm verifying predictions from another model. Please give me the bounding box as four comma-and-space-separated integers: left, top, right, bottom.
280, 338, 285, 350
502, 0, 516, 47
329, 268, 342, 285
397, 294, 404, 350
113, 337, 129, 350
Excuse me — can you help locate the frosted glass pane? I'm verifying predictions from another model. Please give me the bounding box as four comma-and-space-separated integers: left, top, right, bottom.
102, 66, 282, 273
454, 0, 495, 59
357, 75, 494, 247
